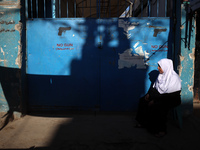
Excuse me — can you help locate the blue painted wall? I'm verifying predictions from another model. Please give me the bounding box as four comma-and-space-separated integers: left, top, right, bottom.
0, 1, 196, 114
0, 0, 22, 113
27, 18, 170, 111
180, 3, 195, 116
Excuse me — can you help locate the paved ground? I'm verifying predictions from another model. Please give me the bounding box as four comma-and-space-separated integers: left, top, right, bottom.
0, 104, 200, 150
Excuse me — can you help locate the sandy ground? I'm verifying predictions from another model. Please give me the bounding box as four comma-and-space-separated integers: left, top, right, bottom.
0, 104, 200, 150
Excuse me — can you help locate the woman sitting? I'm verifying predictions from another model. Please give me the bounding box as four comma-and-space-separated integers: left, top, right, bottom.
135, 58, 181, 137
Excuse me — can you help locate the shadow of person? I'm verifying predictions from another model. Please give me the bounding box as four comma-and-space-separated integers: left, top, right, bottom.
147, 70, 159, 91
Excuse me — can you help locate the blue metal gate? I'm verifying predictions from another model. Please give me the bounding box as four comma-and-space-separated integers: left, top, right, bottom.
26, 1, 170, 112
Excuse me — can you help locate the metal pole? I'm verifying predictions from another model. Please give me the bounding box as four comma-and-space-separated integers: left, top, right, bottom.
52, 0, 56, 18
59, 0, 61, 18
90, 0, 91, 17
103, 0, 105, 18
166, 0, 167, 17
26, 0, 28, 18
74, 0, 76, 17
157, 0, 159, 17
118, 0, 119, 17
30, 0, 33, 18
141, 0, 143, 17
148, 0, 150, 17
99, 0, 101, 18
82, 0, 84, 17
132, 0, 135, 17
44, 0, 46, 18
125, 0, 127, 18
67, 0, 68, 18
36, 0, 38, 18
109, 0, 111, 17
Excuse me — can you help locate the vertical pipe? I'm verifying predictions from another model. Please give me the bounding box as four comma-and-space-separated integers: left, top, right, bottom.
67, 0, 68, 18
44, 0, 46, 18
99, 0, 101, 18
59, 0, 61, 18
129, 0, 133, 17
74, 0, 76, 17
118, 0, 119, 17
52, 0, 56, 18
129, 1, 131, 17
82, 0, 84, 17
109, 0, 111, 17
125, 0, 127, 18
96, 0, 98, 18
103, 0, 105, 18
157, 0, 159, 17
148, 0, 150, 17
185, 3, 188, 48
30, 0, 33, 18
26, 0, 28, 18
165, 0, 167, 17
141, 0, 143, 17
172, 0, 176, 61
90, 0, 91, 17
132, 0, 135, 17
36, 0, 38, 18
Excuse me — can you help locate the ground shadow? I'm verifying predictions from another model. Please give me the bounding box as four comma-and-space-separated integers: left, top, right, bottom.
0, 66, 21, 130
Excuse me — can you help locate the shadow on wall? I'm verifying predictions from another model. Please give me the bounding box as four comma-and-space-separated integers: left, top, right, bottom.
0, 66, 21, 130
148, 70, 159, 90
27, 18, 151, 113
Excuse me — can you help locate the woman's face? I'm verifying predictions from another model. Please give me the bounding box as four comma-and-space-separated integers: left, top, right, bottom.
158, 65, 164, 74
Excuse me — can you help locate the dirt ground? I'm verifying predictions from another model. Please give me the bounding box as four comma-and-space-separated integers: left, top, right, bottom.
0, 104, 200, 150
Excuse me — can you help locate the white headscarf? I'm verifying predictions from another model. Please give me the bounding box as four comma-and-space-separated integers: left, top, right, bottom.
153, 58, 181, 94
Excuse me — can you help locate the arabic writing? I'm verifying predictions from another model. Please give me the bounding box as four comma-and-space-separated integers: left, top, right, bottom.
0, 29, 15, 32
0, 20, 15, 25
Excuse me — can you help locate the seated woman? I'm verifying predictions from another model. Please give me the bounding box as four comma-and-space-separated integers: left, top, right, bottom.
135, 58, 181, 137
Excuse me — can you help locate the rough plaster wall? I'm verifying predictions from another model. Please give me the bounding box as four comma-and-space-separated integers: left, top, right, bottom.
179, 4, 195, 116
15, 22, 22, 68
0, 0, 22, 112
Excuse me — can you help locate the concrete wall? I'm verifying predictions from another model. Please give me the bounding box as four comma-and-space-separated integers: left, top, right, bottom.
179, 2, 196, 116
0, 0, 22, 114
